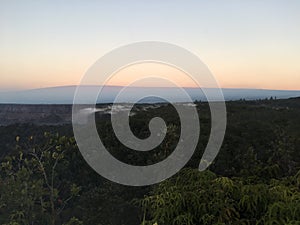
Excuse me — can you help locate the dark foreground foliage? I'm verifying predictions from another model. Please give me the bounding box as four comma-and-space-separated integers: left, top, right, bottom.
0, 98, 300, 225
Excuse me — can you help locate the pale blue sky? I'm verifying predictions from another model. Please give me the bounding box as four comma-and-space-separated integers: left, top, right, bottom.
0, 0, 300, 90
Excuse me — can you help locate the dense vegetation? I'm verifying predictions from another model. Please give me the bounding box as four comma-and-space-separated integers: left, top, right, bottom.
0, 98, 300, 225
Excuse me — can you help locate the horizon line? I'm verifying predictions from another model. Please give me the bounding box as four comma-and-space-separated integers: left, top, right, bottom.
1, 84, 299, 93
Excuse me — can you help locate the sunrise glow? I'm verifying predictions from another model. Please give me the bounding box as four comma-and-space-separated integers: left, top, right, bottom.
0, 0, 299, 91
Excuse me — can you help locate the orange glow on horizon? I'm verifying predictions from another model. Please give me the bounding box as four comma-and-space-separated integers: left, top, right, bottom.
105, 62, 199, 88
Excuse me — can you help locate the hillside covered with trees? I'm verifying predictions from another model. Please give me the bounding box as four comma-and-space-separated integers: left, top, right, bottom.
0, 98, 299, 225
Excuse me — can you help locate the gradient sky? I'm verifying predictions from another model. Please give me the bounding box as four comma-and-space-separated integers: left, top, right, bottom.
0, 0, 300, 91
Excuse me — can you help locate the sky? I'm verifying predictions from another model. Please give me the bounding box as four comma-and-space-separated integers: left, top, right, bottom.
0, 0, 300, 91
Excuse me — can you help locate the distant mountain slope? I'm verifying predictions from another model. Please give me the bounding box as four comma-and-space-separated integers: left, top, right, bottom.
0, 85, 299, 104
